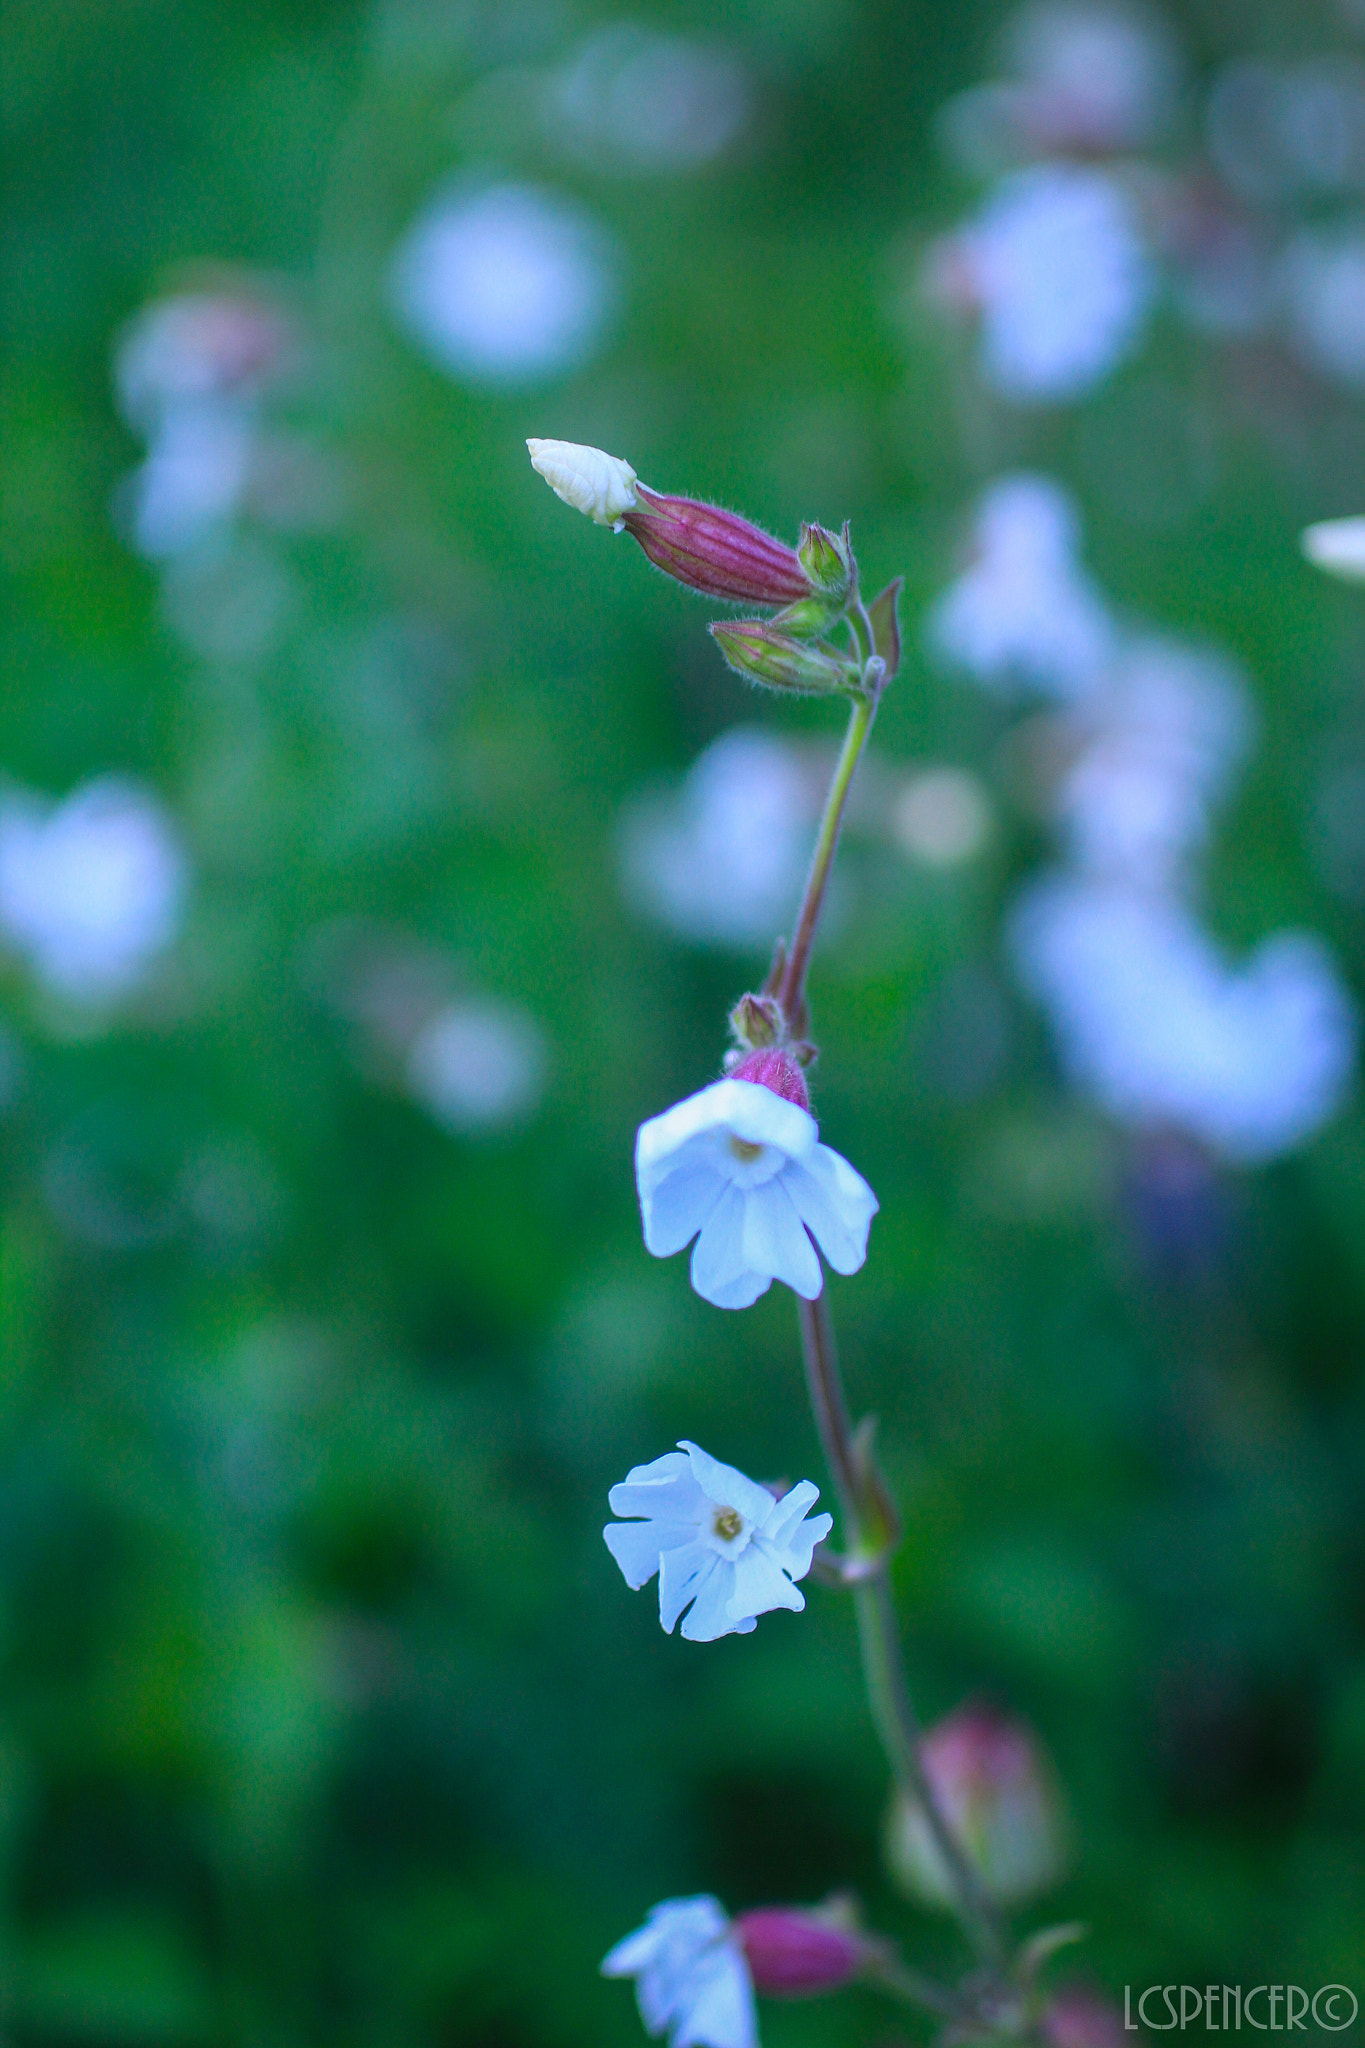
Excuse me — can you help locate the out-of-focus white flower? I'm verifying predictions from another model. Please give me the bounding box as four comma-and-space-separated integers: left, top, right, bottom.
526, 437, 639, 525
405, 997, 547, 1133
1009, 872, 1358, 1162
1302, 514, 1365, 580
636, 1069, 878, 1309
618, 728, 816, 948
548, 25, 750, 172
389, 181, 616, 382
1281, 224, 1365, 387
927, 164, 1153, 402
1054, 636, 1254, 888
604, 1440, 832, 1642
939, 1, 1179, 173
892, 767, 993, 866
925, 474, 1117, 701
0, 778, 187, 1006
1207, 57, 1365, 208
602, 1896, 757, 2048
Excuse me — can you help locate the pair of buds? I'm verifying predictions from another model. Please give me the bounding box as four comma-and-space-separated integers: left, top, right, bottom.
526, 438, 901, 697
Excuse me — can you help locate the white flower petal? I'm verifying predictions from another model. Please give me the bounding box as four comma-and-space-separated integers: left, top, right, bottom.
725, 1540, 805, 1622
759, 1478, 821, 1545
601, 1895, 727, 1979
677, 1442, 777, 1527
672, 1939, 759, 2048
658, 1540, 719, 1634
637, 1080, 815, 1197
690, 1183, 769, 1308
608, 1450, 704, 1521
526, 438, 638, 524
760, 1510, 833, 1584
785, 1144, 879, 1275
604, 1518, 697, 1589
641, 1154, 729, 1257
740, 1177, 823, 1299
680, 1559, 743, 1641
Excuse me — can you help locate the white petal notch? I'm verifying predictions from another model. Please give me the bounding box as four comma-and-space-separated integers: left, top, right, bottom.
602, 1896, 758, 2048
604, 1440, 833, 1643
635, 1076, 878, 1310
526, 437, 639, 528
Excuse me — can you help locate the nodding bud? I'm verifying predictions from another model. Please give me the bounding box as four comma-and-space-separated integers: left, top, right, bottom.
886, 1704, 1068, 1910
735, 1909, 869, 1997
526, 439, 639, 528
728, 991, 784, 1051
623, 489, 811, 605
729, 1047, 810, 1111
798, 521, 852, 601
710, 621, 858, 695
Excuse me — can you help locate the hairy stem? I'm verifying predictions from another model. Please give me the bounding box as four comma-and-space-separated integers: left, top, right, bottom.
799, 1296, 1007, 1972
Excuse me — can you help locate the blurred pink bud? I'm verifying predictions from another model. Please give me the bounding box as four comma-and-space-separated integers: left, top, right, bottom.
624, 488, 811, 606
735, 1909, 867, 1996
729, 1047, 810, 1110
888, 1703, 1068, 1909
1044, 1986, 1132, 2048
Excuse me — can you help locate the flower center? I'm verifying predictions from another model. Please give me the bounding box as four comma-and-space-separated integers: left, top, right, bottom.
712, 1505, 744, 1542
728, 1137, 763, 1164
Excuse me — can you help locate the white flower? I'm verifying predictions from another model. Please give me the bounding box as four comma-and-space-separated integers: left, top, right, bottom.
925, 474, 1116, 702
389, 182, 616, 383
933, 163, 1152, 402
405, 997, 548, 1133
526, 437, 639, 527
602, 1897, 757, 2048
635, 1077, 878, 1309
1009, 872, 1359, 1162
618, 728, 817, 948
1302, 515, 1365, 582
604, 1441, 832, 1642
0, 778, 187, 1006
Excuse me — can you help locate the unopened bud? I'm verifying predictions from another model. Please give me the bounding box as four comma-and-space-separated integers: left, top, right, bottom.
886, 1705, 1068, 1910
729, 992, 784, 1051
730, 1047, 810, 1110
868, 577, 902, 679
526, 439, 639, 528
1301, 516, 1365, 583
770, 594, 845, 638
624, 490, 810, 606
798, 521, 852, 601
710, 621, 858, 695
735, 1909, 869, 1997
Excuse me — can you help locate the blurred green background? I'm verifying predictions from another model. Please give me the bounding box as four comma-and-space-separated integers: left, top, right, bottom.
4, 0, 1365, 2041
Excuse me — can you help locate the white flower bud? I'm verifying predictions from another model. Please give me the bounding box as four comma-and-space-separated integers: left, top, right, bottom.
1301, 516, 1365, 582
526, 437, 638, 527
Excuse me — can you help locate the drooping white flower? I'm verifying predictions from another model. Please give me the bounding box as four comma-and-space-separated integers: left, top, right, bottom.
526, 437, 639, 526
635, 1068, 878, 1309
1009, 872, 1359, 1162
604, 1440, 832, 1642
602, 1896, 758, 2048
929, 163, 1153, 402
389, 182, 616, 383
925, 474, 1117, 702
0, 778, 188, 1006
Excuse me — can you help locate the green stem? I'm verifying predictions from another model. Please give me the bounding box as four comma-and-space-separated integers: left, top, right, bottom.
779, 687, 877, 1024
798, 1295, 1007, 1972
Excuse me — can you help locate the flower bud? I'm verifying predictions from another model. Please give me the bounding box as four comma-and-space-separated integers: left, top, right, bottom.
798, 521, 852, 601
709, 621, 858, 695
624, 490, 811, 605
886, 1704, 1068, 1910
735, 1909, 868, 1997
868, 577, 902, 679
728, 991, 784, 1051
526, 439, 639, 528
729, 1047, 810, 1110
